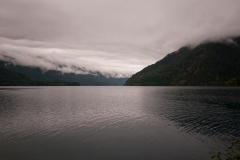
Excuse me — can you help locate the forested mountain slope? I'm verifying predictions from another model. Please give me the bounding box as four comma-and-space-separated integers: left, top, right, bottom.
125, 37, 240, 86
0, 61, 128, 86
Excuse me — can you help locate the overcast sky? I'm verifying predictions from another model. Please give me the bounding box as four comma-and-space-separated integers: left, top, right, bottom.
0, 0, 240, 77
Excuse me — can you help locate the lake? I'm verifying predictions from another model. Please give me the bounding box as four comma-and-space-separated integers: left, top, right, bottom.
0, 86, 239, 160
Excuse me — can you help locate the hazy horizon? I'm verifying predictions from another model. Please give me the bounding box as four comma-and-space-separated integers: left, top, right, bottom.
0, 0, 240, 77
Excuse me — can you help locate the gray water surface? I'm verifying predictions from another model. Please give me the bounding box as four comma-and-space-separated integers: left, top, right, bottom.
0, 86, 239, 160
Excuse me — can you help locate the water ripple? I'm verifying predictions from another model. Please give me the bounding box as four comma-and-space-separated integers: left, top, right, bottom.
0, 86, 239, 160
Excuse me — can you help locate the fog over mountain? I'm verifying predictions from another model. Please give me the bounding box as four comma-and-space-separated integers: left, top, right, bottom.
0, 0, 240, 77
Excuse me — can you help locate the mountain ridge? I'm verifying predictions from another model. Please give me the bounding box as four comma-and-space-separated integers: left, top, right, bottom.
125, 37, 240, 86
0, 61, 128, 86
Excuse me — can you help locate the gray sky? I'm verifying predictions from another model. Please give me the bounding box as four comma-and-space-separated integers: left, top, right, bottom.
0, 0, 240, 77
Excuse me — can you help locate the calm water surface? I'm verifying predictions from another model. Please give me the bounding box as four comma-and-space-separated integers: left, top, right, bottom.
0, 86, 239, 160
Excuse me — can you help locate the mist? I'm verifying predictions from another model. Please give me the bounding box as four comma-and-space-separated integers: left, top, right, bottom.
0, 0, 240, 77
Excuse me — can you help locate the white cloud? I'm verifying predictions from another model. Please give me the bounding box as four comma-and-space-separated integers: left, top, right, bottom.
0, 0, 240, 76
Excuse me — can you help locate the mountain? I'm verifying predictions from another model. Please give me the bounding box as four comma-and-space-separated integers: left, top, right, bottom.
125, 37, 240, 86
0, 65, 31, 85
0, 62, 80, 86
0, 61, 128, 86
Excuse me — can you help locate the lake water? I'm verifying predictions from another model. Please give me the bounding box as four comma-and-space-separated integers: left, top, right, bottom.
0, 86, 239, 160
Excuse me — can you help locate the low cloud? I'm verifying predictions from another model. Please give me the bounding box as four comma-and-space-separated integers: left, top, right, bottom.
0, 0, 240, 77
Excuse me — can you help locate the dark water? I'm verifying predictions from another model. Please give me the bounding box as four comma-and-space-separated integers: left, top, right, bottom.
0, 87, 239, 160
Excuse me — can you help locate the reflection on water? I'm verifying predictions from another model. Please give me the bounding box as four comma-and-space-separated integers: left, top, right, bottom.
0, 86, 239, 160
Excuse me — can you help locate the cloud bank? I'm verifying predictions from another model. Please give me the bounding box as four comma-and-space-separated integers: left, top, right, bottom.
0, 0, 240, 77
